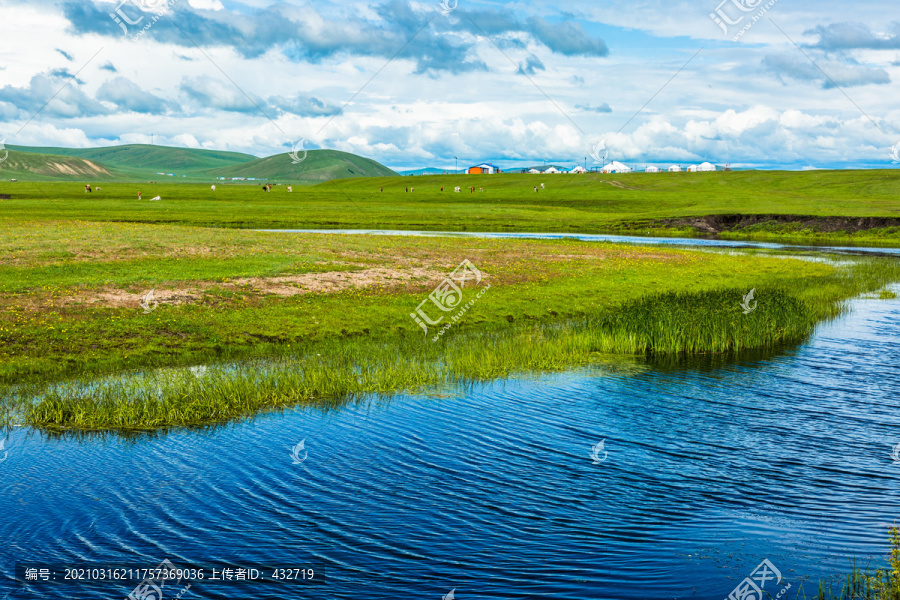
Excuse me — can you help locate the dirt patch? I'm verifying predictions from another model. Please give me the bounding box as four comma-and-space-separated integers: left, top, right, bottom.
607, 180, 640, 190
658, 214, 900, 234
54, 266, 450, 309
230, 266, 444, 296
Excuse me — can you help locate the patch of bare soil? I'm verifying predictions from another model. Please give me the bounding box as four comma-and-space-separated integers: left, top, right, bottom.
54, 266, 449, 309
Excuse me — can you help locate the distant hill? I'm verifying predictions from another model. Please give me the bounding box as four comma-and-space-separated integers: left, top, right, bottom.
9, 144, 256, 177
0, 150, 115, 180
0, 144, 397, 183
208, 149, 397, 182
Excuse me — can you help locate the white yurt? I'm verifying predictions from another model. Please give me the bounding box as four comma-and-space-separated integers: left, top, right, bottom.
569, 166, 587, 174
667, 165, 682, 172
601, 161, 633, 173
687, 164, 699, 172
645, 166, 660, 173
543, 166, 560, 174
528, 168, 541, 174
697, 162, 716, 172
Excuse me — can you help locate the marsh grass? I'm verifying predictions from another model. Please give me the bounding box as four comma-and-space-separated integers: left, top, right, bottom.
8, 258, 900, 430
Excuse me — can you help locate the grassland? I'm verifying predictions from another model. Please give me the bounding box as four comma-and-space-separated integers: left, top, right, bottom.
1, 168, 900, 428
2, 208, 900, 429
2, 170, 900, 244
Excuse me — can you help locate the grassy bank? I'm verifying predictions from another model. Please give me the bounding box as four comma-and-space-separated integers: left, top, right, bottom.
1, 216, 898, 428
1, 170, 900, 245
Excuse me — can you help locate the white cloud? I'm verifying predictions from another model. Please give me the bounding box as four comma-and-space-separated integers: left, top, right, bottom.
188, 0, 225, 10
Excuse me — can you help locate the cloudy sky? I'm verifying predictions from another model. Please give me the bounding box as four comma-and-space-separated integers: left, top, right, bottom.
0, 0, 898, 170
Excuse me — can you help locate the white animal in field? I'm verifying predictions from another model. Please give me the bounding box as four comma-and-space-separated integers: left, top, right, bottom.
540, 183, 545, 190
211, 185, 216, 191
454, 186, 461, 192
150, 196, 161, 201
287, 186, 293, 192
96, 187, 101, 191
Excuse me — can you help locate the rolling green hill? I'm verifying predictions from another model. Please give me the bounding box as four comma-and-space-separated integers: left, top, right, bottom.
2, 144, 397, 183
208, 149, 397, 182
0, 150, 116, 180
9, 144, 256, 177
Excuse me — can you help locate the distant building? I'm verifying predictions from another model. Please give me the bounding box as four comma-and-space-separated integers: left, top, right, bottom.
467, 163, 501, 174
600, 161, 632, 173
645, 166, 660, 173
697, 162, 716, 172
569, 166, 587, 174
527, 168, 541, 174
543, 166, 560, 174
667, 165, 683, 172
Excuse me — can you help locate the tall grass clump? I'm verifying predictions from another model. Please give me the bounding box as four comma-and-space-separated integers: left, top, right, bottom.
586, 288, 817, 355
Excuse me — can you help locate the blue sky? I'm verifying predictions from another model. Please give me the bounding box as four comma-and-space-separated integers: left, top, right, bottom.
0, 0, 898, 170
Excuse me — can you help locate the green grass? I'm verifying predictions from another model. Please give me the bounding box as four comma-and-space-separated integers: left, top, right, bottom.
0, 218, 865, 385
2, 170, 900, 244
6, 255, 900, 430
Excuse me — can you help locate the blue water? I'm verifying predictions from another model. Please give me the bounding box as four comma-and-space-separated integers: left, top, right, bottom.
2, 283, 900, 599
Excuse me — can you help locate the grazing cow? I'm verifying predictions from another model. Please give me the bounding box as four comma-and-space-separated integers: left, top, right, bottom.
150, 196, 161, 201
96, 187, 101, 191
454, 186, 461, 193
85, 185, 92, 193
287, 186, 293, 192
380, 186, 383, 192
138, 191, 142, 200
540, 183, 545, 190
534, 186, 538, 192
211, 185, 216, 191
441, 186, 444, 191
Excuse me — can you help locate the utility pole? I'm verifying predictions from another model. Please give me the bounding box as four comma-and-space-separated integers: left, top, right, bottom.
455, 156, 458, 174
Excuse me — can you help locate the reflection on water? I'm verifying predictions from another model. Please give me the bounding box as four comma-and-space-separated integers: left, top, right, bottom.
1, 289, 899, 599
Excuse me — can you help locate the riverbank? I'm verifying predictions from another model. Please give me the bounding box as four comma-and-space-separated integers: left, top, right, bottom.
3, 216, 900, 429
